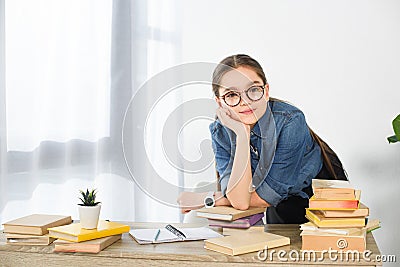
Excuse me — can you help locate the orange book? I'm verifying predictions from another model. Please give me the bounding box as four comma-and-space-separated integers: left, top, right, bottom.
308, 190, 361, 210
312, 179, 355, 199
54, 234, 121, 253
321, 203, 369, 218
301, 230, 366, 251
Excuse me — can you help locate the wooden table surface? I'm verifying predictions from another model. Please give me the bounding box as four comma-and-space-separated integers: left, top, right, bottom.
0, 222, 382, 267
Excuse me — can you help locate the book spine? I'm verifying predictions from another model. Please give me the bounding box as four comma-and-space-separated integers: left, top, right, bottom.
208, 223, 250, 229
248, 213, 264, 225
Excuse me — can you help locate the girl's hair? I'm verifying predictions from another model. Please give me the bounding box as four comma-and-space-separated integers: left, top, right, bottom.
212, 54, 267, 97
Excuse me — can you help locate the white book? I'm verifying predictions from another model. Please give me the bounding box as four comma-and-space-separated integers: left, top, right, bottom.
300, 222, 359, 235
129, 226, 222, 244
312, 179, 353, 189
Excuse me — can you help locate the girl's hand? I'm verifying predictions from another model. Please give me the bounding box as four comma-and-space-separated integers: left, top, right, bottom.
216, 107, 250, 137
177, 191, 232, 214
177, 192, 206, 214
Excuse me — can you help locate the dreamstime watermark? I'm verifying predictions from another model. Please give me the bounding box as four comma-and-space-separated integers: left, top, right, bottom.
256, 247, 396, 263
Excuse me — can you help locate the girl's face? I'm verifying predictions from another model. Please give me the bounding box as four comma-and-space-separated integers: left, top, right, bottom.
216, 66, 269, 127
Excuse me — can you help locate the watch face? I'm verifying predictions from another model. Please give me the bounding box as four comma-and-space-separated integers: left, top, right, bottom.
204, 197, 214, 207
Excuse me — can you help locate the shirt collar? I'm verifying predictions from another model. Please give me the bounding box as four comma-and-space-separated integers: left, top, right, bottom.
250, 101, 274, 139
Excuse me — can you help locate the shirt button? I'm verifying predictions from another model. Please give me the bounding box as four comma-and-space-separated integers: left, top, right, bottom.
250, 131, 254, 136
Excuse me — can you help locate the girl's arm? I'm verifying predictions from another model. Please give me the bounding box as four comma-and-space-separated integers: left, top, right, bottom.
225, 128, 253, 209
217, 191, 271, 207
216, 108, 256, 210
177, 190, 269, 214
177, 105, 273, 213
250, 191, 270, 207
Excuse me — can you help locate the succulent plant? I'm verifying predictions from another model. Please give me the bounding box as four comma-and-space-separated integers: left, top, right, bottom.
78, 188, 101, 206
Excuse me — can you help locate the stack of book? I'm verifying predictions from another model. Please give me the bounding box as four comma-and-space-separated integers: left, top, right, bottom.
196, 206, 290, 255
196, 206, 266, 235
48, 220, 130, 253
2, 214, 72, 246
301, 179, 380, 251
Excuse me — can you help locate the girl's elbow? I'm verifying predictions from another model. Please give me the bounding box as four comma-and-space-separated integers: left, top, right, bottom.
226, 191, 250, 210
230, 201, 250, 210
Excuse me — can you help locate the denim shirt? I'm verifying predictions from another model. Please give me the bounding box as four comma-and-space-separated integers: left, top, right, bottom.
209, 100, 323, 207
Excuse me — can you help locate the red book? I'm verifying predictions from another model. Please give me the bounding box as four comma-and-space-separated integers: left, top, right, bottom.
308, 190, 361, 210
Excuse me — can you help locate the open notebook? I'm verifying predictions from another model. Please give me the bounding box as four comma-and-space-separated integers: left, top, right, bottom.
129, 227, 222, 244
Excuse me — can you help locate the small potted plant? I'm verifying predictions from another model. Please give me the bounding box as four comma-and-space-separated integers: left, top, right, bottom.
78, 188, 101, 229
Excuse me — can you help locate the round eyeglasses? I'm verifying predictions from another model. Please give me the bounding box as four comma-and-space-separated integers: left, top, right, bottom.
219, 85, 265, 107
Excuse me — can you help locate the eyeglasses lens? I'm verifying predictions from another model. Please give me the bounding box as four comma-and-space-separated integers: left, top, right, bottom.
223, 86, 264, 107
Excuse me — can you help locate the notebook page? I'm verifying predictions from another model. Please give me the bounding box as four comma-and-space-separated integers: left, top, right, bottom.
180, 227, 222, 240
129, 227, 222, 244
130, 228, 177, 243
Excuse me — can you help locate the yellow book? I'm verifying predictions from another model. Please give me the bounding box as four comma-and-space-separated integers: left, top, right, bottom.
48, 221, 130, 242
204, 231, 290, 256
305, 209, 366, 228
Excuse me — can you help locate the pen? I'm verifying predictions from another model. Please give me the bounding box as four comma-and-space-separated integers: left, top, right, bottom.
153, 229, 161, 242
165, 224, 186, 239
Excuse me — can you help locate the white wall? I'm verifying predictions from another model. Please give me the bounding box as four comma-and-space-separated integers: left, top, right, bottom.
180, 0, 400, 263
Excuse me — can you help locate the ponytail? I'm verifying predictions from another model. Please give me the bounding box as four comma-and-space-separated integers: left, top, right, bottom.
270, 98, 348, 181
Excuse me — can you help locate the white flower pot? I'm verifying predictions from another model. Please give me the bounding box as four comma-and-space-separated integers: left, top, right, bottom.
78, 204, 101, 229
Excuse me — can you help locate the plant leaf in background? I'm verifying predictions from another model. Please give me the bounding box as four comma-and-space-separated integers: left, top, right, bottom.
393, 114, 400, 138
387, 114, 400, 143
387, 135, 398, 143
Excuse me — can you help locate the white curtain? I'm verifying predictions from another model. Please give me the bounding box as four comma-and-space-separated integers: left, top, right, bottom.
0, 0, 182, 224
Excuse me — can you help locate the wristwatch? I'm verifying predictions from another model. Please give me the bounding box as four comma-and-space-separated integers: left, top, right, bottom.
204, 191, 215, 208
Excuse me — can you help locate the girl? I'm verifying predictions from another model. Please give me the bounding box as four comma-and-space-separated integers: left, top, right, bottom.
178, 54, 341, 223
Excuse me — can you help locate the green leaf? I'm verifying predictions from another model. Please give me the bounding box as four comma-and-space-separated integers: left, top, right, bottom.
387, 135, 398, 143
78, 188, 99, 206
393, 114, 400, 140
